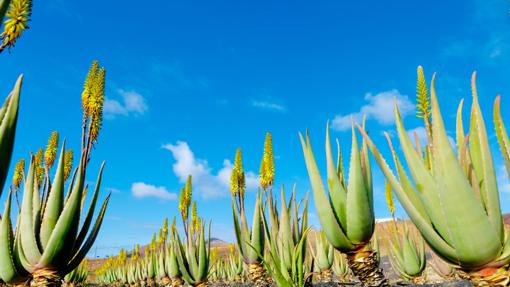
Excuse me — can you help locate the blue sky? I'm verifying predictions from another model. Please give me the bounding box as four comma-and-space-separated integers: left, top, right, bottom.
1, 0, 510, 257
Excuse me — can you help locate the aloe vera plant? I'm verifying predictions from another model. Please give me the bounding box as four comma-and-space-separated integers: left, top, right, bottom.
357, 66, 510, 286
332, 251, 351, 282
386, 223, 426, 283
226, 244, 244, 283
63, 260, 88, 287
384, 183, 426, 283
0, 61, 110, 287
231, 148, 267, 286
310, 231, 334, 282
300, 121, 388, 286
258, 187, 311, 287
173, 178, 211, 287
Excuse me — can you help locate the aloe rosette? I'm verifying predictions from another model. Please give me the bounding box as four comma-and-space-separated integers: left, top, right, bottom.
231, 148, 267, 285
0, 61, 110, 287
173, 178, 211, 287
63, 260, 88, 287
384, 181, 426, 283
300, 121, 388, 286
259, 188, 311, 287
173, 221, 210, 287
332, 251, 351, 282
357, 67, 510, 286
386, 224, 426, 283
311, 231, 334, 282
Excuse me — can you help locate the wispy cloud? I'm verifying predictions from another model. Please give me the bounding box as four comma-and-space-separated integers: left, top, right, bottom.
131, 182, 177, 201
104, 89, 148, 119
443, 0, 510, 64
106, 187, 122, 194
332, 90, 413, 131
162, 141, 258, 199
251, 100, 288, 113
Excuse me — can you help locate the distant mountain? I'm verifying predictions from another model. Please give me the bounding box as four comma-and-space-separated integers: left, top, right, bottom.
209, 237, 227, 246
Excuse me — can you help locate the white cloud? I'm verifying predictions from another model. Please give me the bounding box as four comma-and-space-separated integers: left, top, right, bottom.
162, 141, 258, 199
131, 182, 177, 200
252, 100, 287, 113
332, 90, 414, 131
104, 89, 148, 119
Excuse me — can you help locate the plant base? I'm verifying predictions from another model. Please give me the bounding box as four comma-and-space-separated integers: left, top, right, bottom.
30, 269, 62, 287
160, 277, 172, 286
248, 263, 270, 287
171, 277, 184, 287
458, 267, 510, 286
346, 247, 389, 287
317, 269, 333, 282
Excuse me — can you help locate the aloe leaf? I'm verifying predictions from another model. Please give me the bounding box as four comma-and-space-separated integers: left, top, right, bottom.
19, 157, 42, 265
299, 132, 353, 251
361, 118, 373, 207
14, 214, 31, 273
248, 193, 264, 263
468, 73, 502, 238
231, 200, 246, 259
64, 193, 110, 273
325, 123, 347, 229
174, 234, 195, 285
0, 0, 12, 24
456, 99, 465, 157
384, 134, 428, 221
0, 191, 19, 282
429, 74, 500, 267
402, 235, 421, 276
356, 125, 457, 261
393, 101, 453, 245
73, 161, 106, 252
39, 159, 85, 266
40, 143, 66, 249
345, 126, 373, 244
494, 96, 510, 186
0, 75, 22, 195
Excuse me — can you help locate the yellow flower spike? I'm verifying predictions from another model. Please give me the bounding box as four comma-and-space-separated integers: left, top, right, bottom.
260, 132, 274, 190
89, 67, 105, 143
63, 149, 73, 180
34, 148, 44, 186
81, 61, 105, 143
230, 148, 246, 198
179, 187, 187, 220
185, 175, 192, 207
171, 217, 177, 234
12, 158, 24, 189
211, 247, 218, 263
0, 0, 32, 51
158, 228, 164, 245
229, 243, 235, 255
162, 217, 169, 241
191, 201, 198, 232
385, 180, 395, 216
416, 65, 432, 142
150, 233, 157, 252
44, 131, 59, 169
82, 61, 99, 117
